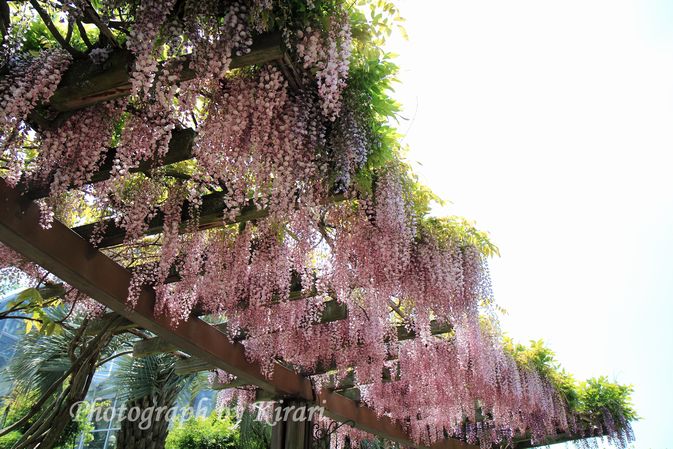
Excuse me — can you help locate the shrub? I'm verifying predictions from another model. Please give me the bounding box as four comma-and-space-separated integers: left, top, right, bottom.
166, 412, 238, 449
0, 431, 22, 449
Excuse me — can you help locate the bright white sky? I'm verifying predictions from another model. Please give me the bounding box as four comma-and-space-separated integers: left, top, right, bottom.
387, 1, 673, 448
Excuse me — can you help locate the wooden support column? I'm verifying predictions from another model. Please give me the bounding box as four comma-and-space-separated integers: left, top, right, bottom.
270, 399, 313, 449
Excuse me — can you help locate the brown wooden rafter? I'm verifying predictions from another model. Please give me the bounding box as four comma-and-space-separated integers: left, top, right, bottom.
21, 127, 196, 200
29, 32, 293, 124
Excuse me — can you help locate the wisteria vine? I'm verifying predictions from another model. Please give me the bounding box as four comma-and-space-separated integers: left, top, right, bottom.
0, 1, 636, 448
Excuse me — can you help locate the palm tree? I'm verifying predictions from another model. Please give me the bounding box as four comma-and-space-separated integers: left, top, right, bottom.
111, 353, 203, 449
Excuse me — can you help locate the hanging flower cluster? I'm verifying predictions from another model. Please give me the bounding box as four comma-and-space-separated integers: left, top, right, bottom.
0, 243, 45, 292
357, 328, 563, 448
183, 0, 254, 83
126, 0, 177, 97
329, 103, 369, 191
28, 101, 123, 227
194, 66, 328, 216
0, 50, 72, 186
296, 12, 352, 120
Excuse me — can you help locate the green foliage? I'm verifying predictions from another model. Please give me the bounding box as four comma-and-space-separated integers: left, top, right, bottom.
502, 339, 637, 425
419, 217, 500, 258
0, 390, 32, 449
111, 353, 205, 406
58, 398, 96, 447
0, 431, 22, 449
577, 376, 638, 422
19, 11, 99, 55
165, 412, 239, 449
0, 388, 93, 449
0, 318, 132, 447
3, 287, 64, 335
0, 388, 40, 429
348, 52, 403, 193
3, 310, 133, 401
237, 410, 272, 449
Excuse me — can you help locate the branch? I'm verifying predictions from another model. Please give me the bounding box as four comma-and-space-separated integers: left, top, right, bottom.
0, 315, 43, 323
76, 20, 93, 50
387, 299, 406, 320
317, 219, 335, 248
54, 298, 78, 325
0, 296, 58, 320
29, 0, 83, 57
82, 1, 119, 47
64, 18, 73, 44
96, 350, 133, 367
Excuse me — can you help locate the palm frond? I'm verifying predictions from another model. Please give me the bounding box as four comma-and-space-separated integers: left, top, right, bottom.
111, 353, 199, 403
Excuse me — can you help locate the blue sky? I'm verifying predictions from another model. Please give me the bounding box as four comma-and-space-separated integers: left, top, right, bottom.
387, 1, 673, 448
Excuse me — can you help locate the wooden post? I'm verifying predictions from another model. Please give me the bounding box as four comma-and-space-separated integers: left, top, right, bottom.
270, 400, 313, 449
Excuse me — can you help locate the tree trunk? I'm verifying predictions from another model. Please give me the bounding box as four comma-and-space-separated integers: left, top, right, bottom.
115, 386, 180, 449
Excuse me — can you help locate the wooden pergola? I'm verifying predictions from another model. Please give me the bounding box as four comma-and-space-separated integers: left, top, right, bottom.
0, 33, 577, 449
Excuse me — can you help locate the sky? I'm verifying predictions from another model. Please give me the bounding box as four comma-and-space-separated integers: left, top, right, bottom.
386, 1, 673, 448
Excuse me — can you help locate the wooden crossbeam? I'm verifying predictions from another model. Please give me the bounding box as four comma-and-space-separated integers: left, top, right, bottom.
324, 367, 394, 391
136, 299, 347, 359
304, 320, 452, 377
22, 128, 196, 200
0, 180, 474, 449
72, 190, 231, 247
175, 357, 214, 375
39, 33, 286, 114
336, 387, 361, 402
171, 319, 452, 376
71, 192, 345, 248
210, 378, 249, 390
396, 320, 452, 341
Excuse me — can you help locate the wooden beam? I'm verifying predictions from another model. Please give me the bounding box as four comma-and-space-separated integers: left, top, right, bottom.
0, 179, 310, 395
171, 319, 451, 376
324, 366, 393, 391
270, 399, 312, 449
175, 357, 214, 375
210, 378, 249, 390
305, 320, 452, 377
0, 179, 475, 449
71, 193, 345, 248
42, 33, 285, 113
336, 387, 361, 402
135, 322, 227, 358
396, 320, 452, 341
22, 128, 196, 200
136, 299, 346, 359
72, 191, 237, 247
